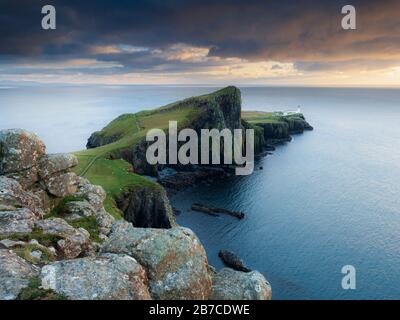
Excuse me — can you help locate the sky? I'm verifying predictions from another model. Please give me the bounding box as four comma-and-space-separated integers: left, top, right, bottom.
0, 0, 399, 87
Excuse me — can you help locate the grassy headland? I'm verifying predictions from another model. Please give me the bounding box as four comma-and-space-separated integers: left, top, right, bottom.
73, 87, 236, 218
73, 87, 311, 219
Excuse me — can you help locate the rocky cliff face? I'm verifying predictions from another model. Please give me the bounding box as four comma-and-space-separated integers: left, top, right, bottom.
256, 114, 314, 144
116, 185, 175, 228
86, 132, 121, 150
129, 86, 243, 176
0, 129, 271, 300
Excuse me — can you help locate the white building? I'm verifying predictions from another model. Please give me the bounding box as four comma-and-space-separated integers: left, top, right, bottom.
283, 106, 301, 116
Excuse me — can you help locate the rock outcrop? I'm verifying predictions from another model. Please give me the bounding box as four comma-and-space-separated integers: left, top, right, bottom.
0, 87, 278, 301
132, 87, 243, 176
101, 221, 212, 300
0, 208, 36, 235
0, 176, 44, 217
38, 154, 78, 180
40, 254, 151, 300
0, 249, 39, 300
158, 167, 227, 192
116, 186, 175, 228
0, 129, 122, 299
0, 129, 46, 188
211, 268, 272, 300
255, 114, 313, 145
35, 218, 91, 259
86, 132, 122, 150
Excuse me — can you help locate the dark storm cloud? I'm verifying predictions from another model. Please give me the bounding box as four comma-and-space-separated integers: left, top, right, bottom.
0, 0, 399, 73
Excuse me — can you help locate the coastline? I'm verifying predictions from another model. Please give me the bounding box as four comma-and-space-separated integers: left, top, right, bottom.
0, 86, 312, 300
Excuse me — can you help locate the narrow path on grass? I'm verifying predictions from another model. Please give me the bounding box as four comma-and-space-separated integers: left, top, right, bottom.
78, 115, 141, 177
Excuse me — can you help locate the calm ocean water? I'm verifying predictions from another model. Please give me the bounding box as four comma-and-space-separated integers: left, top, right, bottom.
1, 85, 400, 299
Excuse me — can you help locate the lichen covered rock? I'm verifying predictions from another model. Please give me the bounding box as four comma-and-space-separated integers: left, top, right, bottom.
63, 200, 96, 220
40, 253, 151, 300
0, 249, 38, 300
0, 129, 45, 175
0, 176, 43, 217
101, 221, 212, 300
0, 208, 36, 235
35, 218, 91, 259
38, 153, 78, 179
210, 268, 272, 300
75, 183, 106, 211
46, 172, 80, 197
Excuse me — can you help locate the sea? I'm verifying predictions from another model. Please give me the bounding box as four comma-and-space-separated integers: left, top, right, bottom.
1, 85, 400, 299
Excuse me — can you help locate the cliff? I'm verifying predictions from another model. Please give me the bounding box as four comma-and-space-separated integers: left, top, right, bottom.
242, 111, 313, 145
0, 129, 271, 300
86, 86, 243, 176
78, 87, 313, 224
75, 87, 245, 224
0, 87, 315, 300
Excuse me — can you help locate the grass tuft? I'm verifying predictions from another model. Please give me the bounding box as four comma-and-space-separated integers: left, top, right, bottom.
18, 277, 66, 300
14, 243, 56, 264
0, 228, 62, 247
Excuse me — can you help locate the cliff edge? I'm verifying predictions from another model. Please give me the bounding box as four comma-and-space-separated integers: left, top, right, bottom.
0, 129, 271, 300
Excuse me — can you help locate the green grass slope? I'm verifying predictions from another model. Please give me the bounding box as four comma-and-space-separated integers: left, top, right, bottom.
74, 87, 239, 218
242, 110, 309, 126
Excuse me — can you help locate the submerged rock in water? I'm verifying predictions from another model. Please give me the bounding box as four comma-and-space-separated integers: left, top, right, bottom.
192, 204, 245, 219
211, 268, 272, 300
40, 253, 151, 300
218, 250, 251, 272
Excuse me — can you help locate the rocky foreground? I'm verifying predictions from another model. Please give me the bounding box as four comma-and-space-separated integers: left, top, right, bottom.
0, 129, 272, 300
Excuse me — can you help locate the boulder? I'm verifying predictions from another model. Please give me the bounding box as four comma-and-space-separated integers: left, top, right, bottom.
95, 208, 115, 237
0, 176, 44, 217
0, 129, 45, 175
46, 173, 80, 197
35, 218, 91, 259
38, 153, 78, 179
5, 166, 39, 189
0, 249, 39, 300
101, 221, 212, 300
75, 183, 106, 211
0, 208, 36, 235
63, 200, 96, 220
40, 253, 151, 300
210, 268, 272, 300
